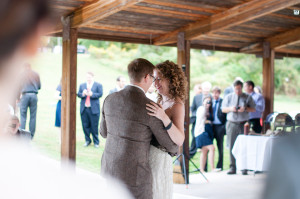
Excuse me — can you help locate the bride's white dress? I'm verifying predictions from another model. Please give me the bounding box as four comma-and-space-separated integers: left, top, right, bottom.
149, 145, 173, 199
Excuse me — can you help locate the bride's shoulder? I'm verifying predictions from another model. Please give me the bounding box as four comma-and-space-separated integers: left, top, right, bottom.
170, 98, 185, 112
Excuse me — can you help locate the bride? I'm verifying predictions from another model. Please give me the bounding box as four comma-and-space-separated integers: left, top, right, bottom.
146, 60, 187, 199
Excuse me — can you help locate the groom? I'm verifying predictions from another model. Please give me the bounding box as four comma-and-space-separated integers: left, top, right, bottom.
100, 58, 178, 199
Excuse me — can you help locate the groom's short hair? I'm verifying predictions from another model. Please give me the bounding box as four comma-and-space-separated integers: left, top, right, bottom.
128, 58, 155, 83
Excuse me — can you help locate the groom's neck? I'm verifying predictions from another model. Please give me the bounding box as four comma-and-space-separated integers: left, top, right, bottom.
131, 81, 147, 93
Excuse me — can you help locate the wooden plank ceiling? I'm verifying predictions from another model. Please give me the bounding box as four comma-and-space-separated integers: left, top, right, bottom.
49, 0, 300, 57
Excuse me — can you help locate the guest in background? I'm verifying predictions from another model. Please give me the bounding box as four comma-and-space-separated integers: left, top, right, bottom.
224, 77, 244, 97
19, 63, 41, 138
254, 85, 262, 94
222, 80, 256, 175
244, 80, 265, 133
194, 96, 216, 172
193, 84, 202, 96
189, 81, 212, 158
146, 84, 157, 102
55, 79, 62, 143
109, 76, 126, 94
78, 72, 103, 148
212, 86, 227, 170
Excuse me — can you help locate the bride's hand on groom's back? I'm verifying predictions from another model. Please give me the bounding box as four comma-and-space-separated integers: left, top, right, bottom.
146, 102, 165, 121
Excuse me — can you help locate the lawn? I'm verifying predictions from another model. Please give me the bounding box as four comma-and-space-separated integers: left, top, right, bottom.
26, 52, 300, 174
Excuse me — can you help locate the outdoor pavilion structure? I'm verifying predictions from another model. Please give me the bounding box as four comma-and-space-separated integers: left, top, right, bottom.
48, 0, 300, 183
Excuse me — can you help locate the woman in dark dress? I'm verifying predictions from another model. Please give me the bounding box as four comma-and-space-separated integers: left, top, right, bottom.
55, 80, 61, 143
194, 96, 216, 172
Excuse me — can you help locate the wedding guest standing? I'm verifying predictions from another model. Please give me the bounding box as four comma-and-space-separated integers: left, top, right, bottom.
212, 86, 227, 170
20, 63, 41, 138
109, 76, 126, 94
78, 72, 103, 148
55, 79, 62, 143
222, 80, 256, 175
244, 80, 265, 133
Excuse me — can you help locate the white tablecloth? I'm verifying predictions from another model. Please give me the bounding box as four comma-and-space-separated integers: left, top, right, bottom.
232, 135, 278, 171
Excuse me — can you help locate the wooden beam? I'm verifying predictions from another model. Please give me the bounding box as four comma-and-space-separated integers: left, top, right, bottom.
72, 0, 142, 28
268, 26, 300, 49
84, 23, 167, 35
61, 16, 77, 166
143, 0, 223, 14
262, 42, 274, 120
177, 32, 190, 184
154, 0, 300, 45
51, 0, 142, 33
126, 5, 209, 21
240, 26, 300, 53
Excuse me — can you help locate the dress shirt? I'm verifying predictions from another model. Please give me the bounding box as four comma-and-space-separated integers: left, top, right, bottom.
128, 84, 146, 94
249, 92, 265, 119
21, 70, 41, 94
85, 81, 94, 107
222, 92, 256, 122
213, 99, 222, 124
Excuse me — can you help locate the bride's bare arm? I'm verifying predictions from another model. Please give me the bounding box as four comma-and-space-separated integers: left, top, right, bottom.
146, 102, 185, 146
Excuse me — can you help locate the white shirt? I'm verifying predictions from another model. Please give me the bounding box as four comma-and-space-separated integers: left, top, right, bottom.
129, 84, 145, 94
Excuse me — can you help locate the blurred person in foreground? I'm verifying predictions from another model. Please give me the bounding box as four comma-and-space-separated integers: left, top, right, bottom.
244, 80, 265, 133
19, 63, 41, 138
222, 80, 256, 175
262, 134, 300, 199
189, 81, 212, 158
7, 115, 31, 140
0, 0, 131, 198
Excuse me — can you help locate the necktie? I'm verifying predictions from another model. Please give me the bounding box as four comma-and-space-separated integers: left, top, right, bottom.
213, 100, 218, 118
85, 87, 91, 107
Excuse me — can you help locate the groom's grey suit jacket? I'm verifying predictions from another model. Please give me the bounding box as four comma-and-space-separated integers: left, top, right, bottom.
100, 85, 178, 199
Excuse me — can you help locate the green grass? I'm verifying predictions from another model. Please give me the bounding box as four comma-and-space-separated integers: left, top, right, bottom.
26, 52, 300, 174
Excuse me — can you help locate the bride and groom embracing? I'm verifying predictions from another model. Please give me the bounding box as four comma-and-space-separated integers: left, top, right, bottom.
100, 58, 187, 199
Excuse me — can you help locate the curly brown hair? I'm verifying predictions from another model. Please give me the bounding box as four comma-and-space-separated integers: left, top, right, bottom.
156, 60, 187, 103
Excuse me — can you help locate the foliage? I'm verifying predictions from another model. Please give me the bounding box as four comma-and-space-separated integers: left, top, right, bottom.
48, 37, 300, 96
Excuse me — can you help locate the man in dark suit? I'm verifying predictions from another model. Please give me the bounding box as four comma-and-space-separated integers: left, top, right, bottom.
212, 86, 227, 170
189, 81, 212, 158
78, 72, 103, 148
100, 58, 178, 199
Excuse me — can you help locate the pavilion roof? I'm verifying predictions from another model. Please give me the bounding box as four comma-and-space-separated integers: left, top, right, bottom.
49, 0, 300, 57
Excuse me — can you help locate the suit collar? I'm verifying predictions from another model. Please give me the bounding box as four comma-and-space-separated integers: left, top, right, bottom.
128, 84, 146, 94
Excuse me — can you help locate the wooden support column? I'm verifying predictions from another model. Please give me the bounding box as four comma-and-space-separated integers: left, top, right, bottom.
177, 32, 190, 183
262, 42, 274, 120
61, 16, 77, 165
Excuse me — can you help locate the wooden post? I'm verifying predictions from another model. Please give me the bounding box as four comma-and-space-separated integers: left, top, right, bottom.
262, 41, 274, 120
61, 16, 77, 166
177, 32, 190, 183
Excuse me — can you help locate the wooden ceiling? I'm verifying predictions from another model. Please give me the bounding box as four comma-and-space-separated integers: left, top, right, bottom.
49, 0, 300, 57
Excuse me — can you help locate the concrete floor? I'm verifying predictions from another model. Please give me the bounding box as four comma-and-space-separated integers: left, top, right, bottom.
173, 170, 266, 199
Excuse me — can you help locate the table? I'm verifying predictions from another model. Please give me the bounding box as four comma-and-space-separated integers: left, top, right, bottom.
232, 135, 278, 171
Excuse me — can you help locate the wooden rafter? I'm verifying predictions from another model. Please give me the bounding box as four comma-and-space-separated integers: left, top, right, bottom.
125, 5, 209, 21
84, 23, 167, 35
240, 26, 300, 53
51, 0, 143, 33
142, 0, 223, 14
153, 0, 300, 45
72, 0, 143, 27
